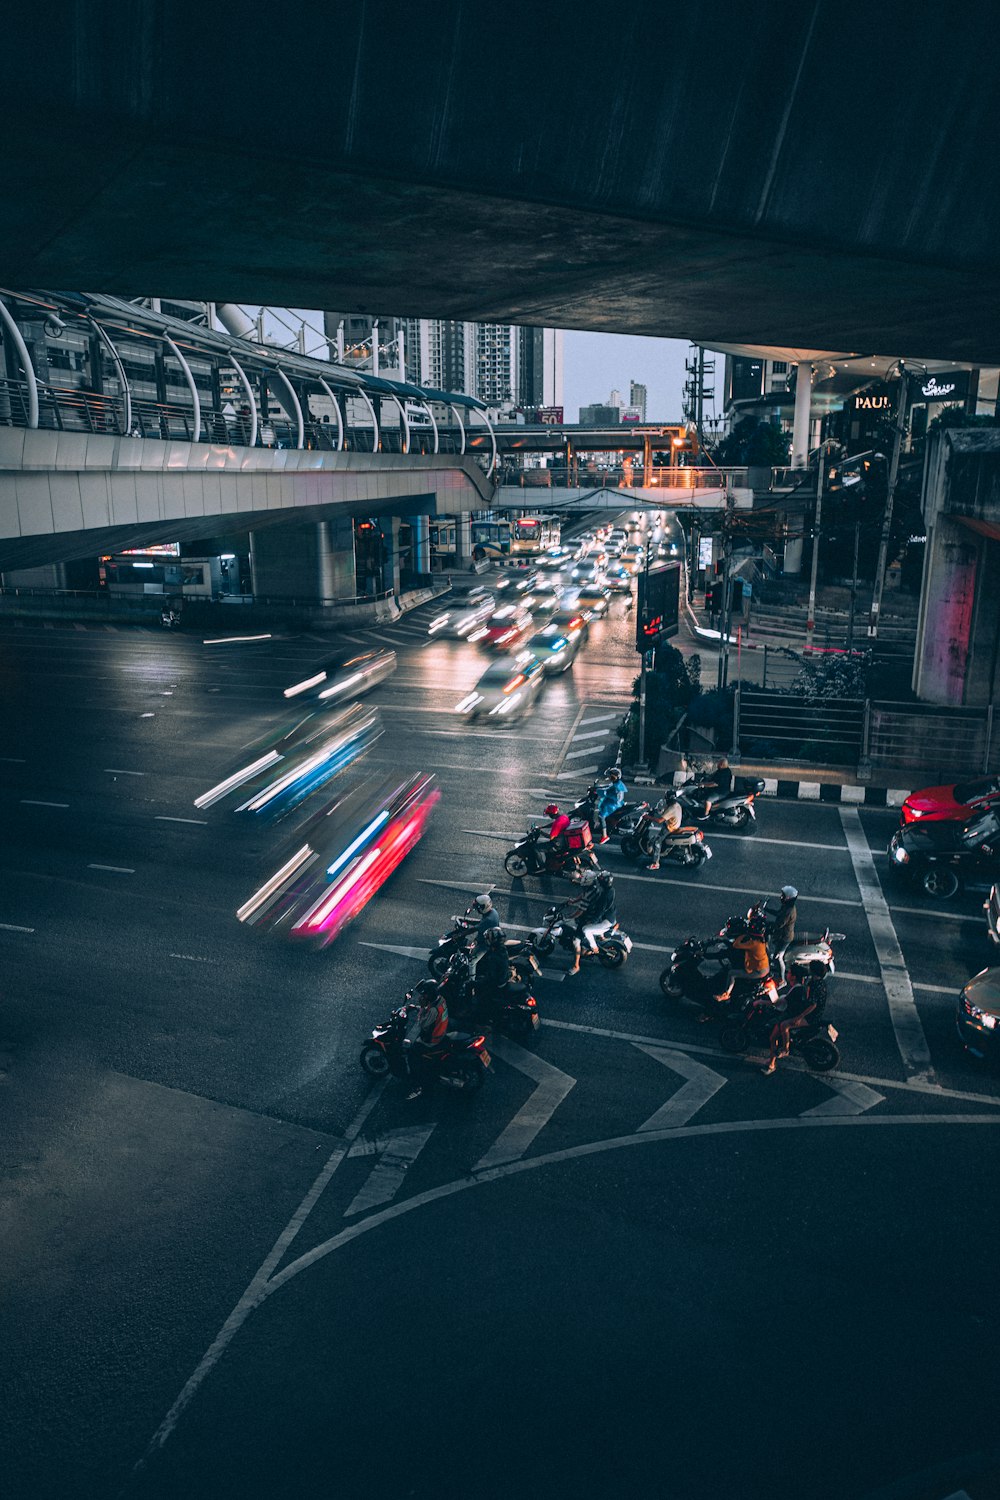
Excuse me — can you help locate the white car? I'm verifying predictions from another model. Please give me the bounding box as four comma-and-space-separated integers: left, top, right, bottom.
454, 651, 546, 721
427, 592, 496, 638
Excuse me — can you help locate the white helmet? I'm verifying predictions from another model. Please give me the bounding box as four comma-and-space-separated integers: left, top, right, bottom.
474, 893, 493, 914
577, 869, 598, 888
780, 885, 798, 902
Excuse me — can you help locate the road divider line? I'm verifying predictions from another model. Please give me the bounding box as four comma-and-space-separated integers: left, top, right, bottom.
155, 815, 208, 826
633, 1044, 727, 1130
839, 807, 935, 1086
552, 702, 587, 777
359, 941, 434, 962
0, 922, 34, 933
474, 1038, 576, 1171
168, 953, 218, 964
20, 799, 68, 808
88, 864, 135, 874
104, 768, 146, 776
0, 756, 26, 763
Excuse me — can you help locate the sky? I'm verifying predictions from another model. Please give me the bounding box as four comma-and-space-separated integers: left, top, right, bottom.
561, 330, 696, 424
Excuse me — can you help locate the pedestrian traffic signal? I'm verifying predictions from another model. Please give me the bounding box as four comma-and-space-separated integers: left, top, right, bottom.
706, 581, 723, 613
636, 562, 680, 651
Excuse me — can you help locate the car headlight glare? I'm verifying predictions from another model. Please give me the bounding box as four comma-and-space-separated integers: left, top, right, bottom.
892, 845, 909, 863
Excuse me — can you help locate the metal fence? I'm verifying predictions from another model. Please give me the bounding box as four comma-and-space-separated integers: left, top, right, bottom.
863, 701, 997, 776
736, 689, 865, 765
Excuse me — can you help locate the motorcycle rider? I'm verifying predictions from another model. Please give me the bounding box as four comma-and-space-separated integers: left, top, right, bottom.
761, 960, 828, 1075
596, 767, 627, 844
770, 885, 798, 983
406, 979, 450, 1099
474, 923, 513, 999
540, 803, 572, 858
467, 892, 501, 976
697, 756, 735, 819
646, 794, 683, 871
567, 869, 618, 974
732, 910, 771, 980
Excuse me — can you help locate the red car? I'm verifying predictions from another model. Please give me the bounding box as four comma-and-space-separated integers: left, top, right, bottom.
900, 776, 1000, 825
470, 605, 535, 651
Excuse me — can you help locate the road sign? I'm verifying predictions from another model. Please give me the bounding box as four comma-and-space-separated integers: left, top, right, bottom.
636, 561, 680, 650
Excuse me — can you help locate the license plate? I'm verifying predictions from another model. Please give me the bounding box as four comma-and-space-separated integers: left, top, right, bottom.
478, 1049, 492, 1067
827, 1026, 839, 1042
704, 846, 713, 859
622, 935, 633, 951
530, 1012, 541, 1029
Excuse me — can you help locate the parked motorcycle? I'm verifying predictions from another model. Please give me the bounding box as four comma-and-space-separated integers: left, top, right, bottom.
504, 821, 598, 880
428, 907, 542, 983
530, 902, 633, 968
359, 1003, 492, 1092
676, 776, 765, 831
719, 997, 841, 1071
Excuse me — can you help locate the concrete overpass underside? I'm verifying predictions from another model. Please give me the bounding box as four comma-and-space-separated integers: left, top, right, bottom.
3, 3, 1000, 361
0, 428, 491, 572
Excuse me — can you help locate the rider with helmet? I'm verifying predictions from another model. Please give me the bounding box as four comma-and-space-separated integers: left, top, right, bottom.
596, 767, 627, 844
732, 910, 770, 977
761, 959, 828, 1074
770, 885, 798, 982
697, 756, 735, 818
646, 794, 683, 871
542, 803, 572, 858
475, 922, 513, 998
468, 892, 501, 975
567, 869, 618, 974
406, 978, 450, 1099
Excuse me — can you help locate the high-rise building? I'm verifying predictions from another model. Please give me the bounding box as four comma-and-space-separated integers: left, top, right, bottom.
629, 381, 648, 422
518, 326, 564, 410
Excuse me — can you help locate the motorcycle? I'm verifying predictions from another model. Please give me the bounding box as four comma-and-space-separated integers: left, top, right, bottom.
619, 815, 712, 868
530, 902, 633, 968
428, 908, 542, 983
569, 785, 649, 842
359, 1003, 493, 1092
659, 937, 778, 1017
160, 606, 182, 629
720, 903, 844, 979
718, 997, 841, 1071
504, 821, 598, 880
676, 775, 765, 831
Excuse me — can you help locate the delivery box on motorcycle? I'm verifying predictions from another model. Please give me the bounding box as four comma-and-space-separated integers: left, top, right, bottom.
565, 819, 593, 852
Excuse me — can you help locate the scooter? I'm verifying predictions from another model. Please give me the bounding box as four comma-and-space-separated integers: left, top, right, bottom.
620, 817, 712, 868
428, 907, 542, 983
504, 822, 598, 880
721, 903, 843, 979
676, 776, 765, 831
359, 1004, 492, 1092
719, 999, 840, 1071
659, 938, 779, 1017
530, 903, 632, 968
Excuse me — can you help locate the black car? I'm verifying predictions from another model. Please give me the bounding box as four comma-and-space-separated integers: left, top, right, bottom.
956, 968, 1000, 1062
888, 809, 1000, 900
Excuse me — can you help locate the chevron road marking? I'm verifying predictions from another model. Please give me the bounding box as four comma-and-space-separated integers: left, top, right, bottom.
344, 1126, 437, 1217
359, 942, 432, 962
461, 828, 522, 840
474, 1037, 576, 1171
571, 728, 614, 741
578, 714, 618, 727
558, 765, 598, 779
633, 1044, 727, 1130
800, 1079, 885, 1116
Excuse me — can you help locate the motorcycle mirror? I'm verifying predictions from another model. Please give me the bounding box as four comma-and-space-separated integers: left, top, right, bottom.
828, 933, 846, 943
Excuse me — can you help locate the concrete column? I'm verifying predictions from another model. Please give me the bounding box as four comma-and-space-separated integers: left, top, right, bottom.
912, 516, 981, 704
791, 362, 812, 468
408, 514, 430, 576
966, 535, 1000, 706
782, 523, 804, 576
454, 513, 473, 568
248, 519, 357, 603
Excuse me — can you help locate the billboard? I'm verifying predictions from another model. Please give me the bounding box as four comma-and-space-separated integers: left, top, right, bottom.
621, 407, 642, 423
535, 406, 564, 424
913, 370, 968, 405
636, 562, 680, 651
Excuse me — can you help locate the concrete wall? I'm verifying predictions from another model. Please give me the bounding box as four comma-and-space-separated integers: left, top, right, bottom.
250, 520, 357, 603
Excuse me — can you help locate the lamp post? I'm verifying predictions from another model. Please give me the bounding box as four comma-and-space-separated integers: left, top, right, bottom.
868, 361, 924, 639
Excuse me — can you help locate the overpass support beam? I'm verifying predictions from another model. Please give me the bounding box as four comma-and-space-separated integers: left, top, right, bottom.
791, 362, 812, 469
408, 514, 430, 576
912, 516, 980, 705
249, 518, 357, 605
454, 514, 473, 568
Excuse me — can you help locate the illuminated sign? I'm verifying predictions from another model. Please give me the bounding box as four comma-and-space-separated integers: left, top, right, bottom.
852, 393, 891, 412
698, 536, 714, 569
120, 543, 181, 557
917, 372, 967, 403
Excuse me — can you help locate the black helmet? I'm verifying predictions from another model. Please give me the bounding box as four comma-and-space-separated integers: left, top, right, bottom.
412, 978, 439, 1002
597, 870, 613, 886
747, 913, 768, 939
483, 925, 505, 946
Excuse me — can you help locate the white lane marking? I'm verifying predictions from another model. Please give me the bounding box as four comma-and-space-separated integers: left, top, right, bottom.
0, 756, 26, 763
140, 712, 156, 718
0, 922, 35, 933
578, 713, 618, 727
633, 1044, 726, 1130
104, 768, 146, 777
263, 1114, 1000, 1304
344, 1126, 436, 1217
474, 1037, 576, 1171
155, 816, 208, 826
706, 831, 850, 852
136, 1084, 385, 1467
565, 744, 608, 760
570, 728, 613, 741
558, 765, 598, 779
543, 1017, 1000, 1107
359, 941, 433, 962
840, 807, 935, 1086
801, 1079, 885, 1116
169, 953, 218, 964
20, 799, 68, 808
461, 828, 521, 840
88, 864, 135, 874
887, 903, 983, 925
202, 634, 273, 645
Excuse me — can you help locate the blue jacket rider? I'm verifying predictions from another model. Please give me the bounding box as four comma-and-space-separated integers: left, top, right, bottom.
596, 769, 627, 842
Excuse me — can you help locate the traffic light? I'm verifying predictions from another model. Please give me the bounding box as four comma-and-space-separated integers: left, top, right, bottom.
636, 562, 680, 651
706, 581, 723, 614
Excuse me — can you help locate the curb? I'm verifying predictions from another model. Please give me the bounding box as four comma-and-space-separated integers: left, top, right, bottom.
659, 770, 910, 808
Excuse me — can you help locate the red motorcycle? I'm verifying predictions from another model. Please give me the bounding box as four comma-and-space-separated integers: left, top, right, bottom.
503, 820, 598, 879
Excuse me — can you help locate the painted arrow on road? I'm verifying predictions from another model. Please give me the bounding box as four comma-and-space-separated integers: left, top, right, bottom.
358, 941, 429, 963
632, 1044, 727, 1130
800, 1078, 885, 1116
474, 1038, 576, 1172
344, 1125, 436, 1217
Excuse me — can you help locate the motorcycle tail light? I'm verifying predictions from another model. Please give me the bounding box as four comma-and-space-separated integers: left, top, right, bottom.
746, 794, 755, 803
525, 996, 537, 1007
473, 1035, 486, 1048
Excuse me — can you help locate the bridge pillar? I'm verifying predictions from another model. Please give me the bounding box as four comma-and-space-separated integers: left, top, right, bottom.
454, 513, 473, 568
912, 515, 981, 704
791, 362, 812, 469
408, 514, 430, 576
248, 518, 357, 604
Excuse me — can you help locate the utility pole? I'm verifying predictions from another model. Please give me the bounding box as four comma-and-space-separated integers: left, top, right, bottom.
638, 531, 652, 763
717, 483, 735, 690
846, 518, 861, 652
805, 440, 829, 652
869, 361, 921, 639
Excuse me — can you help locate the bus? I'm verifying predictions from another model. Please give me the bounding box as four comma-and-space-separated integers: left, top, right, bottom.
471, 518, 512, 558
509, 516, 560, 557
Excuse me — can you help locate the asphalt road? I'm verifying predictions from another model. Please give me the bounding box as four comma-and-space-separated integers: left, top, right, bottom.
2, 545, 999, 1500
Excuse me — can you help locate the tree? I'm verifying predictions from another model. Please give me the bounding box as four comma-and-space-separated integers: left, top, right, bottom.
712, 417, 790, 468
